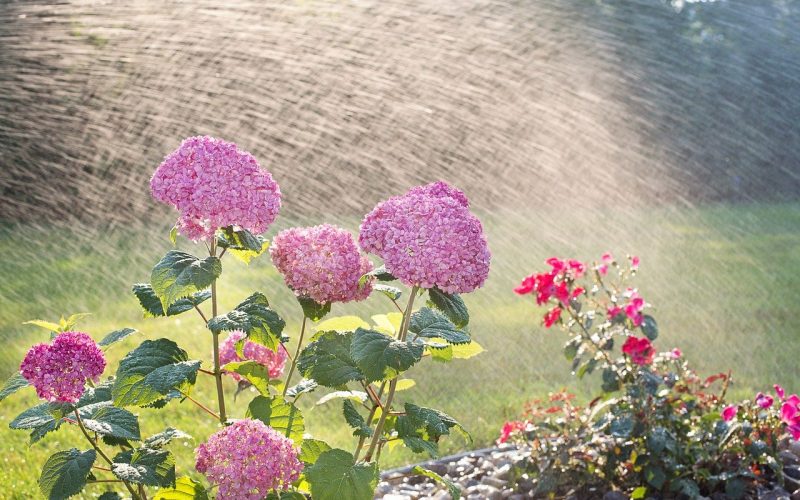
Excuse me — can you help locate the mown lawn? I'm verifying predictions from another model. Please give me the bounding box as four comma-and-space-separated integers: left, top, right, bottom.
0, 202, 798, 498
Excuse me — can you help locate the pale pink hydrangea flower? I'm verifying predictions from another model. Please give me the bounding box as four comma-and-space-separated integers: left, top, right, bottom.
20, 331, 105, 403
270, 224, 373, 304
359, 181, 491, 294
195, 419, 302, 499
150, 136, 281, 240
219, 330, 288, 380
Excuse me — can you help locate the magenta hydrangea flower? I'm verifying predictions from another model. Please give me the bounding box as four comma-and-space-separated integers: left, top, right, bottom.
150, 136, 281, 240
270, 224, 373, 304
195, 419, 302, 499
219, 330, 288, 380
20, 331, 105, 403
359, 181, 491, 294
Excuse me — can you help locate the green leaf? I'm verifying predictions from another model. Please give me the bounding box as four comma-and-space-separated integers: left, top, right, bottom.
150, 250, 221, 311
450, 341, 484, 359
359, 265, 396, 288
411, 465, 461, 499
576, 358, 598, 379
98, 328, 138, 348
631, 486, 648, 499
0, 373, 30, 402
427, 287, 469, 328
10, 402, 66, 444
298, 331, 364, 387
563, 337, 580, 361
305, 449, 378, 500
350, 328, 424, 382
373, 284, 402, 301
610, 415, 634, 438
265, 493, 305, 500
246, 396, 305, 442
285, 379, 318, 399
217, 226, 268, 264
112, 339, 200, 407
298, 296, 331, 321
395, 379, 416, 391
132, 284, 211, 318
641, 315, 658, 341
99, 493, 123, 500
144, 428, 192, 448
644, 465, 666, 489
169, 225, 178, 246
408, 308, 471, 345
112, 448, 176, 487
402, 403, 468, 441
223, 361, 270, 396
79, 404, 141, 441
153, 476, 209, 500
401, 436, 439, 458
343, 400, 372, 437
23, 319, 62, 333
39, 448, 96, 499
313, 316, 370, 334
299, 439, 332, 465
601, 368, 621, 393
208, 293, 285, 350
316, 390, 368, 406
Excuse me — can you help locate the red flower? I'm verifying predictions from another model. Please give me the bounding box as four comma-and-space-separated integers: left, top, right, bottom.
722, 405, 738, 422
497, 421, 527, 444
621, 336, 655, 366
543, 306, 562, 328
514, 275, 536, 295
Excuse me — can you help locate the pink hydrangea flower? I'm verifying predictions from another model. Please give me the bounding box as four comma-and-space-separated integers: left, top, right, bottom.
722, 405, 738, 422
150, 136, 281, 240
195, 419, 302, 499
359, 181, 490, 294
270, 224, 373, 304
622, 336, 655, 366
20, 331, 105, 403
755, 392, 774, 409
219, 330, 288, 380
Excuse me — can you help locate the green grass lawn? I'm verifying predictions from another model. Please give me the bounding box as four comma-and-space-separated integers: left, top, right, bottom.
0, 202, 799, 498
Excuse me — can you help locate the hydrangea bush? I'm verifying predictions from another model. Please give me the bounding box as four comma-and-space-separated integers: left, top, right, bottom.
504, 254, 798, 498
0, 136, 488, 499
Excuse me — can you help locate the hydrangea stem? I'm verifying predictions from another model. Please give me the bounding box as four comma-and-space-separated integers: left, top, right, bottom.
282, 315, 308, 398
74, 410, 141, 500
210, 240, 227, 424
363, 286, 419, 462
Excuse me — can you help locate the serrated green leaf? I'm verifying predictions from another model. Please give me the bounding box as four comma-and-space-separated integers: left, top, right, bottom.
316, 390, 368, 406
313, 316, 370, 334
305, 449, 378, 500
298, 296, 331, 321
343, 400, 372, 437
411, 465, 461, 499
285, 379, 318, 399
402, 403, 468, 441
79, 404, 140, 441
10, 403, 64, 444
150, 250, 221, 311
98, 328, 138, 348
298, 331, 363, 387
427, 288, 469, 328
39, 448, 96, 499
23, 319, 63, 332
223, 361, 270, 396
631, 486, 648, 499
153, 476, 209, 500
299, 439, 332, 465
371, 313, 403, 335
373, 284, 402, 301
246, 396, 305, 442
359, 265, 396, 288
408, 308, 471, 345
112, 448, 175, 487
131, 284, 211, 318
112, 339, 200, 407
61, 313, 92, 331
350, 328, 424, 382
0, 373, 30, 402
208, 293, 285, 350
402, 436, 439, 458
144, 428, 192, 448
217, 226, 268, 264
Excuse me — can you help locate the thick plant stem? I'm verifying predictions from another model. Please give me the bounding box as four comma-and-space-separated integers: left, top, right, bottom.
282, 315, 308, 397
74, 410, 140, 500
210, 240, 227, 424
363, 286, 419, 462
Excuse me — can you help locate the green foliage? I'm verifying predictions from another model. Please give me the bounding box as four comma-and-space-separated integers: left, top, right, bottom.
408, 307, 471, 345
411, 465, 461, 499
358, 265, 396, 288
223, 361, 270, 396
112, 447, 176, 487
246, 396, 305, 442
39, 448, 96, 500
350, 328, 423, 382
427, 287, 470, 328
207, 292, 284, 350
98, 327, 138, 347
78, 404, 140, 441
150, 250, 221, 311
153, 476, 209, 500
285, 379, 318, 399
373, 284, 402, 301
305, 449, 379, 500
216, 226, 268, 263
298, 296, 331, 321
297, 331, 363, 387
641, 314, 658, 340
0, 373, 29, 402
24, 313, 91, 335
342, 400, 372, 437
143, 428, 192, 448
112, 339, 200, 407
299, 439, 332, 465
131, 284, 211, 318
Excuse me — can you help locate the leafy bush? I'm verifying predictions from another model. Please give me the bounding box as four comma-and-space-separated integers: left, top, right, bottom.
505, 254, 797, 499
1, 136, 489, 499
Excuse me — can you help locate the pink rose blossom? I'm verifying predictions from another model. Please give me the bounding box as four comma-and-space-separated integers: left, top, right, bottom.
775, 384, 786, 400
195, 419, 302, 499
271, 224, 373, 304
497, 420, 527, 444
219, 330, 288, 380
631, 256, 640, 269
20, 331, 106, 403
622, 336, 655, 366
624, 290, 646, 327
359, 181, 490, 294
150, 136, 281, 240
755, 392, 774, 409
722, 405, 738, 422
669, 348, 682, 360
543, 306, 562, 328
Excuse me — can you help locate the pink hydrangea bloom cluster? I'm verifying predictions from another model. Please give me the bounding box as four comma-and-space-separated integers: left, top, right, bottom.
195, 419, 302, 499
20, 331, 105, 403
359, 181, 491, 294
270, 224, 373, 304
150, 136, 281, 240
219, 330, 288, 380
